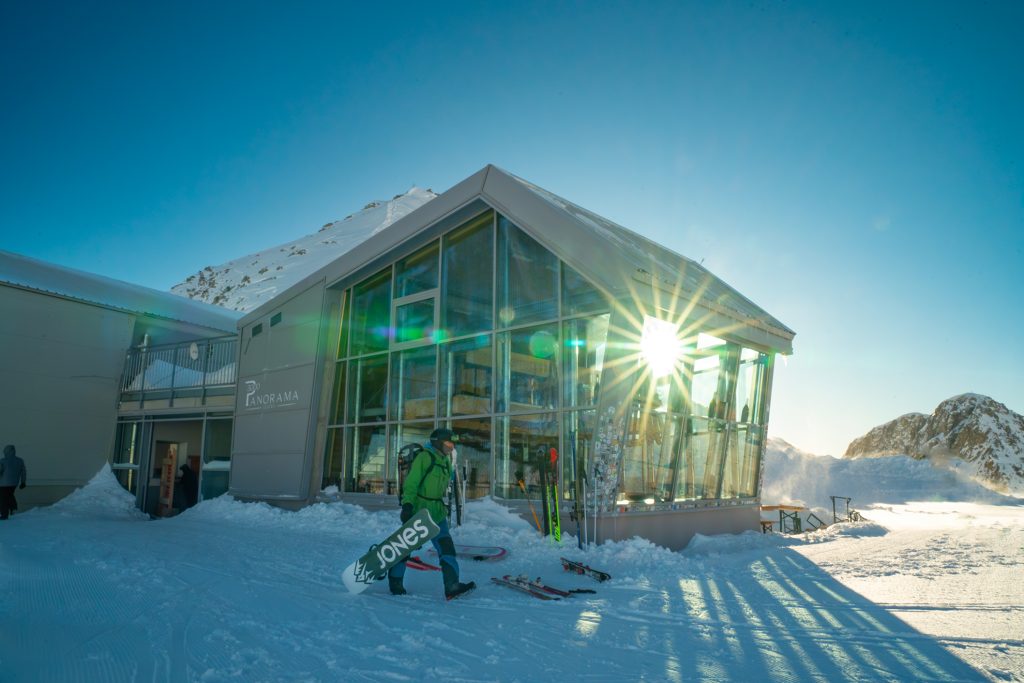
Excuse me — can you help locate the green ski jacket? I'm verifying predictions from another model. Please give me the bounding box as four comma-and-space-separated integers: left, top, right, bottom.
401, 445, 452, 525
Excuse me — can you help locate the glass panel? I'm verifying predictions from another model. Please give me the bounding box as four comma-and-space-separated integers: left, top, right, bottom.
204, 338, 237, 386
497, 324, 558, 413
562, 315, 608, 409
684, 416, 726, 499
347, 355, 388, 423
330, 361, 346, 425
336, 291, 350, 359
494, 413, 559, 499
200, 469, 229, 501
113, 467, 138, 495
347, 424, 388, 493
450, 417, 492, 499
395, 298, 436, 344
562, 410, 596, 504
172, 344, 205, 389
720, 424, 745, 499
691, 351, 722, 420
562, 263, 609, 316
202, 419, 233, 464
619, 405, 679, 502
351, 268, 392, 354
497, 216, 559, 326
390, 347, 437, 421
395, 241, 439, 298
322, 427, 344, 490
113, 422, 141, 466
677, 416, 714, 500
735, 348, 768, 425
739, 425, 765, 497
440, 334, 492, 417
442, 212, 493, 338
142, 348, 175, 390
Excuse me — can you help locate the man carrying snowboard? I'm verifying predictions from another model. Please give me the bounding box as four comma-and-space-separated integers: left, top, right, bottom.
389, 428, 475, 599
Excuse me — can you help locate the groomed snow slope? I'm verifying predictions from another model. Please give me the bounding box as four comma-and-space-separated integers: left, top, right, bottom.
1, 447, 1021, 682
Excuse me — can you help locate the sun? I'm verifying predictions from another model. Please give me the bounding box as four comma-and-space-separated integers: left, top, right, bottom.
640, 315, 681, 379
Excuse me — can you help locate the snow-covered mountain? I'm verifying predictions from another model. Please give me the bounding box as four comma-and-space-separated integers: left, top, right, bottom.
170, 187, 437, 312
843, 393, 1024, 495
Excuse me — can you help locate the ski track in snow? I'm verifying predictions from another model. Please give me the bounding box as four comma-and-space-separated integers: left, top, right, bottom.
2, 460, 1022, 682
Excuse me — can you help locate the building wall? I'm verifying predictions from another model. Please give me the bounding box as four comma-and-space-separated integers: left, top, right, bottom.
0, 286, 134, 508
231, 282, 327, 500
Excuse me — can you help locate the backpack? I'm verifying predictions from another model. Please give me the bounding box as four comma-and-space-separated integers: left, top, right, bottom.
396, 443, 429, 505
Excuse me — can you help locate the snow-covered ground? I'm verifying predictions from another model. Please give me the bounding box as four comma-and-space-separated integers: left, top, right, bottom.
1, 442, 1021, 682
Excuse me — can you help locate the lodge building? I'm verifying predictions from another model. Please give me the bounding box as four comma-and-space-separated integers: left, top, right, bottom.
2, 165, 794, 549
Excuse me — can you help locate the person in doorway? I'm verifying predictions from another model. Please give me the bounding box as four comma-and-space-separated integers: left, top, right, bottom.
0, 444, 27, 520
388, 428, 476, 600
178, 462, 199, 509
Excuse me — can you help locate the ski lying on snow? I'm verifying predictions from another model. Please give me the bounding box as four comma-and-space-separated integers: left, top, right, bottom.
560, 557, 611, 582
521, 576, 596, 597
491, 575, 559, 600
490, 575, 595, 599
429, 544, 508, 561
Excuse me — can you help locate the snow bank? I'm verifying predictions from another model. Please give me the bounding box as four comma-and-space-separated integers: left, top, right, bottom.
47, 464, 149, 520
684, 529, 796, 556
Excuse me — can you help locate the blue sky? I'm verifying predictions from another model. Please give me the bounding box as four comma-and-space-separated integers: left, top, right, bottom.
3, 1, 1022, 457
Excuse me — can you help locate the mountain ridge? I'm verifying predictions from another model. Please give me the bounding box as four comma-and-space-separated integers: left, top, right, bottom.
844, 393, 1024, 495
169, 187, 437, 312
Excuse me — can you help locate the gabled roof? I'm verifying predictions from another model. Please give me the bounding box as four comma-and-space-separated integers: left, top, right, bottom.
0, 249, 242, 333
241, 165, 795, 354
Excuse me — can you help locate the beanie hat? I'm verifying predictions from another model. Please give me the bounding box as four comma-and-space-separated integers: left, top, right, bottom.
429, 428, 457, 444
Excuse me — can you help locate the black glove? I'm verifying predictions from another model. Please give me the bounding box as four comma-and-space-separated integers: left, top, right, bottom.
19, 483, 25, 490
400, 503, 414, 523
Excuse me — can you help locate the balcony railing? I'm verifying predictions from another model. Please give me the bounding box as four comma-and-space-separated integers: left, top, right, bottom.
119, 335, 238, 409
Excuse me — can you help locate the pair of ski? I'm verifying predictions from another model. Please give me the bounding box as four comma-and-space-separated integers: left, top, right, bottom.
538, 446, 561, 541
490, 575, 596, 600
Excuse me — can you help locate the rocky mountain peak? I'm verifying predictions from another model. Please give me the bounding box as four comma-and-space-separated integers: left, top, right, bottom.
844, 394, 1024, 494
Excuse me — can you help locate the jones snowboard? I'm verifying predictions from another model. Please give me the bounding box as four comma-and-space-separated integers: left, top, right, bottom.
342, 509, 441, 594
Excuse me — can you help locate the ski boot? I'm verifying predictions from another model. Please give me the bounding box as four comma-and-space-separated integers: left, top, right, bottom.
445, 581, 476, 601
442, 560, 475, 600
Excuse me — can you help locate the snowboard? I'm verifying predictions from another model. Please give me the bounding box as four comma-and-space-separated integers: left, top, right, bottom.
342, 509, 441, 594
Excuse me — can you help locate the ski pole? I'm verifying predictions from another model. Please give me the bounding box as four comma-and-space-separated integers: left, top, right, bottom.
570, 432, 582, 550
517, 479, 543, 535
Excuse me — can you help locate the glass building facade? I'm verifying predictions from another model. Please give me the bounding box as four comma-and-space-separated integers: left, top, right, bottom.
320, 208, 774, 511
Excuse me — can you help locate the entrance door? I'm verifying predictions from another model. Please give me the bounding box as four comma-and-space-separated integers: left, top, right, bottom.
146, 440, 179, 517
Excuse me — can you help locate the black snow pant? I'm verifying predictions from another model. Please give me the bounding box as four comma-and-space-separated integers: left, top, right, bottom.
0, 486, 17, 520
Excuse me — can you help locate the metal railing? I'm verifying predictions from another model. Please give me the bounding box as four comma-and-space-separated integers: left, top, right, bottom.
120, 335, 238, 407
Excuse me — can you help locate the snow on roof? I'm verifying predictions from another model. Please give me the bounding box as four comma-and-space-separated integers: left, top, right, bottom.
0, 249, 242, 332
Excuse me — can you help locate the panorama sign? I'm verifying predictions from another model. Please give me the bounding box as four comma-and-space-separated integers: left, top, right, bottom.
243, 380, 300, 410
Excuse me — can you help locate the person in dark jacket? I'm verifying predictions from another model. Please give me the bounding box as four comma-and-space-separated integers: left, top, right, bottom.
178, 462, 199, 509
388, 428, 475, 599
0, 444, 27, 520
